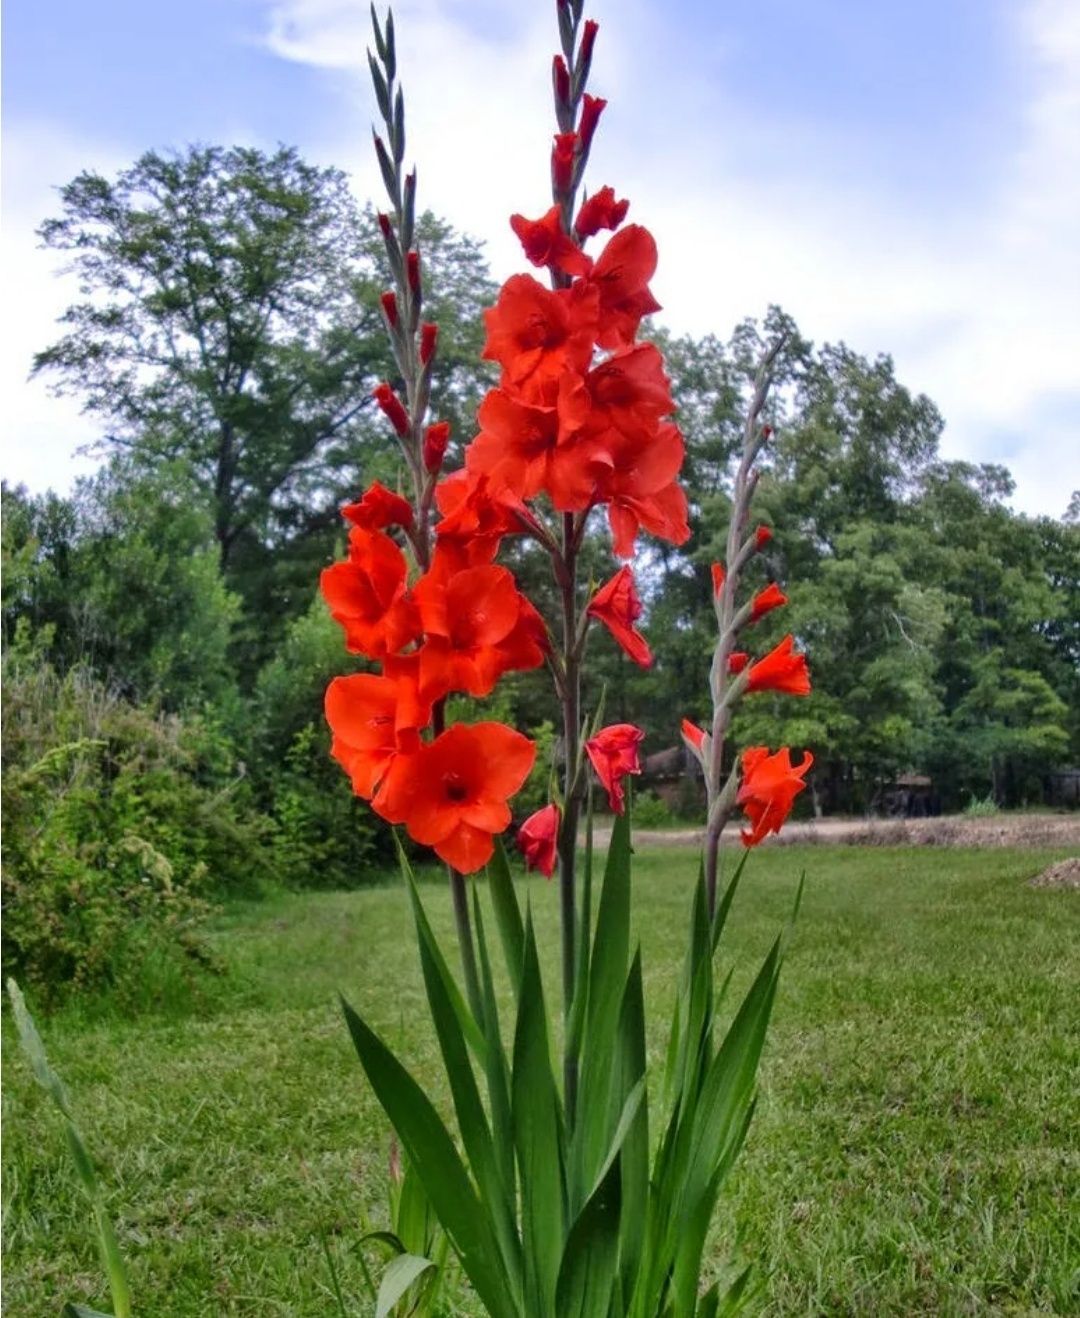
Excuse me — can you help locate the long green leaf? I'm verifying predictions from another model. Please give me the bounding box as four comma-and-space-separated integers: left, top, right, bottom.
554, 1150, 622, 1318
571, 807, 632, 1209
615, 952, 649, 1307
511, 913, 566, 1316
487, 839, 525, 1000
340, 997, 516, 1318
8, 979, 132, 1318
376, 1253, 435, 1318
473, 886, 518, 1212
397, 838, 487, 1064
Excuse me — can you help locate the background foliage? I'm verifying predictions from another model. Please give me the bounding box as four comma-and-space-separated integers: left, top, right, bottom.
3, 142, 1078, 999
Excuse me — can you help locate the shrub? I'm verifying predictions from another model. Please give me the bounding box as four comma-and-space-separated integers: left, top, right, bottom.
1, 650, 270, 1005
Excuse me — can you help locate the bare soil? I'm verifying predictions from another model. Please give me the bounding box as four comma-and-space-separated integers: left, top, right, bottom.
589, 811, 1080, 851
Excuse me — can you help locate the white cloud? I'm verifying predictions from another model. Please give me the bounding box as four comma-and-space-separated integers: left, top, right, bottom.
263, 0, 1080, 517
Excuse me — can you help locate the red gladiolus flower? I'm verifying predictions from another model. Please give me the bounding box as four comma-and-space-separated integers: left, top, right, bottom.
587, 565, 652, 667
320, 527, 420, 658
420, 322, 438, 364
482, 274, 598, 405
586, 723, 645, 815
590, 224, 662, 349
325, 673, 410, 799
435, 469, 535, 566
380, 290, 398, 327
424, 420, 450, 473
737, 746, 814, 847
343, 481, 414, 532
711, 563, 725, 598
374, 722, 536, 873
747, 634, 811, 695
606, 477, 691, 559
578, 93, 606, 149
517, 803, 560, 878
750, 582, 788, 621
551, 131, 577, 192
510, 206, 593, 277
373, 382, 410, 438
414, 558, 546, 698
467, 389, 600, 510
575, 186, 629, 239
681, 718, 707, 753
755, 524, 773, 549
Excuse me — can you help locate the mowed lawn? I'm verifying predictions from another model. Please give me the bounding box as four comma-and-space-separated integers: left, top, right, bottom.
3, 845, 1078, 1316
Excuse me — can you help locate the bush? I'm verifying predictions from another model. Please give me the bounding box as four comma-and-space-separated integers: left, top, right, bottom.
1, 648, 271, 1005
634, 790, 675, 827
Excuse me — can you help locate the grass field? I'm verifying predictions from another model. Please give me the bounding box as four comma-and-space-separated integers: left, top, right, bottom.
3, 845, 1079, 1316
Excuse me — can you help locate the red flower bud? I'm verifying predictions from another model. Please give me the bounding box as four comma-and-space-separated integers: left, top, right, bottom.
755, 524, 773, 550
578, 93, 606, 150
517, 802, 560, 878
552, 54, 570, 106
711, 563, 726, 598
750, 582, 788, 622
423, 420, 450, 472
380, 290, 398, 327
551, 131, 577, 193
575, 185, 629, 238
419, 321, 438, 365
580, 18, 599, 66
406, 250, 421, 295
681, 718, 706, 753
373, 381, 410, 438
377, 212, 393, 240
729, 651, 749, 675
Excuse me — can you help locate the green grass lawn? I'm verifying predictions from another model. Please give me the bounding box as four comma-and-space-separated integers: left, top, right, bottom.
3, 845, 1079, 1315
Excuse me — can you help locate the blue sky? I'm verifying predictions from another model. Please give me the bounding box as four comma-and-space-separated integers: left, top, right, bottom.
3, 0, 1078, 514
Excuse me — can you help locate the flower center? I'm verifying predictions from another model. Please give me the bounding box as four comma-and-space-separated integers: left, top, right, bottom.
444, 773, 469, 803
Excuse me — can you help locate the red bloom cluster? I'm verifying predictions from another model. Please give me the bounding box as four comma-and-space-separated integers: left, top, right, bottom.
458, 218, 688, 565
322, 503, 544, 873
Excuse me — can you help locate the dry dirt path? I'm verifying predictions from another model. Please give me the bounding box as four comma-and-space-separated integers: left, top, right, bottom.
586, 812, 1080, 851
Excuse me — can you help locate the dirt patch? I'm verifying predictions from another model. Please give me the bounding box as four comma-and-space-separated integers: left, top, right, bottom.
1028, 857, 1080, 890
588, 812, 1080, 851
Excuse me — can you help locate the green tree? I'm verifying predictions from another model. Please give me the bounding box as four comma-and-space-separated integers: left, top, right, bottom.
32, 146, 495, 644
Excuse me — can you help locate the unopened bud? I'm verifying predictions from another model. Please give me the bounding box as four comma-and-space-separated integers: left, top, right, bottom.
552, 54, 570, 106
419, 322, 438, 365
373, 381, 410, 438
380, 290, 398, 327
423, 420, 450, 473
551, 131, 577, 193
406, 250, 421, 295
578, 93, 606, 150
755, 524, 773, 550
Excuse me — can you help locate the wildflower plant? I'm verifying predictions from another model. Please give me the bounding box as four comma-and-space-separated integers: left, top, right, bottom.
327, 3, 814, 1313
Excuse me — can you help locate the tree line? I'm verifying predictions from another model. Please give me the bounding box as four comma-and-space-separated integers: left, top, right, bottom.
3, 144, 1077, 949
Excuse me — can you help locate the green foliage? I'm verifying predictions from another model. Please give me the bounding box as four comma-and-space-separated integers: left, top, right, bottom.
1, 651, 269, 1004
343, 814, 789, 1316
635, 791, 675, 827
